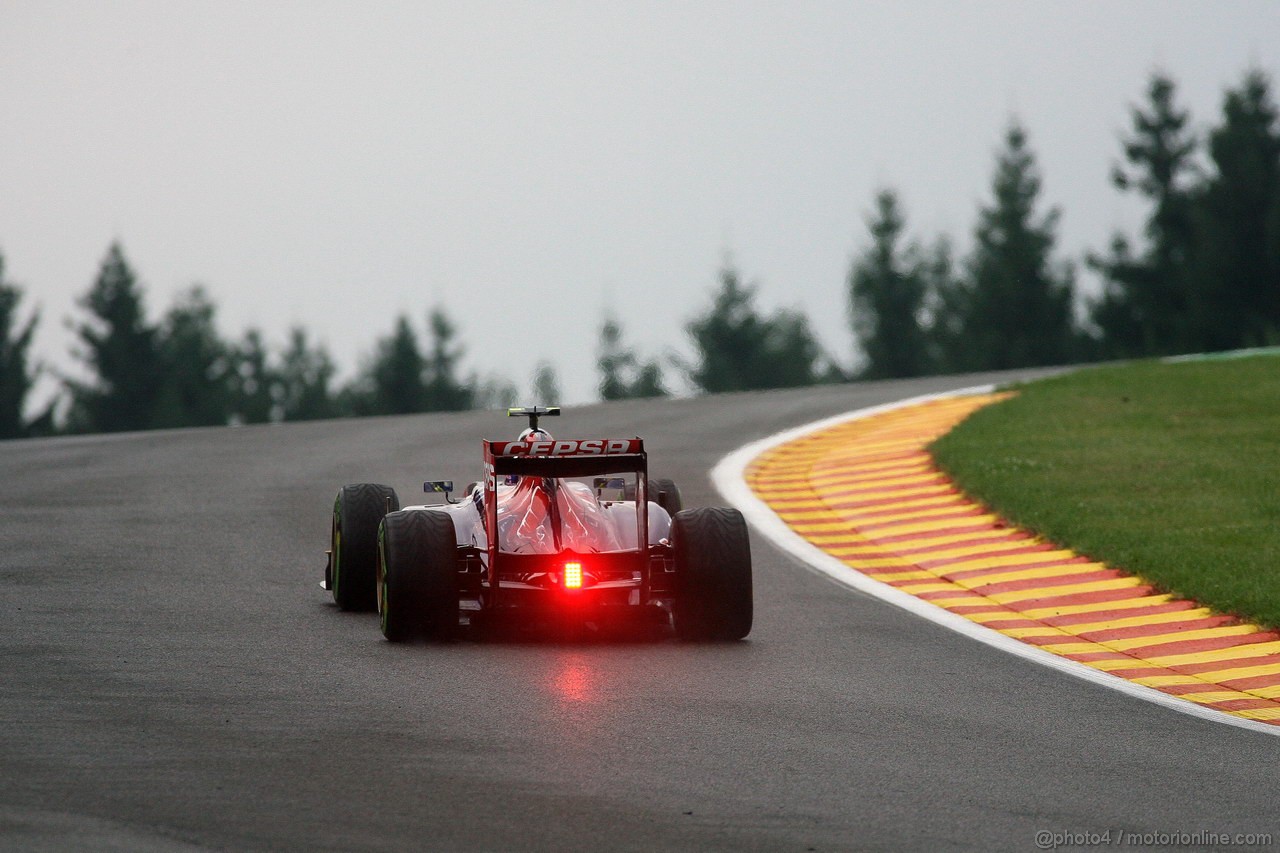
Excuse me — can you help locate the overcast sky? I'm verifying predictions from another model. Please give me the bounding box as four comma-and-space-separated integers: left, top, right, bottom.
3, 1, 1278, 410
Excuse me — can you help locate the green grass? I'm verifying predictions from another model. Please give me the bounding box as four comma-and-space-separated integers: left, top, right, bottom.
929, 355, 1280, 627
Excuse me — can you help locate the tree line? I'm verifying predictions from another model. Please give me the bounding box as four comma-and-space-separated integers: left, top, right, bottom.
2, 68, 1278, 439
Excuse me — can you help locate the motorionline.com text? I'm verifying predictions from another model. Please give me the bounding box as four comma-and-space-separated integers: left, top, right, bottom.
1035, 829, 1272, 849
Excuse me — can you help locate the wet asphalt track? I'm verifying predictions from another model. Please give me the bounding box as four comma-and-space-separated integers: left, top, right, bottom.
3, 370, 1278, 852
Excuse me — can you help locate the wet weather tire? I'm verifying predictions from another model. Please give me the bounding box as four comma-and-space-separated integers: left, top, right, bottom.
331, 483, 399, 612
625, 478, 684, 514
671, 507, 753, 641
378, 510, 458, 642
650, 478, 683, 515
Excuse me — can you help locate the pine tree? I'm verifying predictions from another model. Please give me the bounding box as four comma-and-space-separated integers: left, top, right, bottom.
152, 286, 233, 428
630, 362, 665, 398
422, 307, 472, 412
686, 265, 820, 393
687, 267, 760, 393
0, 253, 44, 439
368, 315, 427, 415
848, 190, 931, 379
962, 122, 1076, 369
278, 327, 337, 421
596, 315, 666, 400
532, 360, 561, 406
761, 309, 823, 387
598, 318, 628, 401
1196, 69, 1280, 348
1091, 73, 1201, 355
67, 243, 163, 433
919, 237, 973, 374
228, 329, 276, 424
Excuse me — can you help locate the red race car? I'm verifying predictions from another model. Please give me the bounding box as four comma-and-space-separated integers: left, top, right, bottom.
323, 407, 752, 641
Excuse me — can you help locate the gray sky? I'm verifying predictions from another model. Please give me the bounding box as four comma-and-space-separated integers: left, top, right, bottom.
3, 1, 1278, 410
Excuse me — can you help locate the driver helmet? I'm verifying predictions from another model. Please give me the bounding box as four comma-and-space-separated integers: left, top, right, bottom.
509, 427, 555, 486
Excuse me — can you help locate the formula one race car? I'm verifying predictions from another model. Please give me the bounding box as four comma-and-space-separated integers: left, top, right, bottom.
322, 407, 752, 641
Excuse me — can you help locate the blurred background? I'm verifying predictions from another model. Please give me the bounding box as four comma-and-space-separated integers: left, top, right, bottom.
1, 1, 1278, 436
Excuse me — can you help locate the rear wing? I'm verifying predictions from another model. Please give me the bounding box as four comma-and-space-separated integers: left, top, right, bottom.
484, 437, 646, 479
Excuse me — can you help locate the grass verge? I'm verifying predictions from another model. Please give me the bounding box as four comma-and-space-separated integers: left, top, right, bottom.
929, 355, 1280, 627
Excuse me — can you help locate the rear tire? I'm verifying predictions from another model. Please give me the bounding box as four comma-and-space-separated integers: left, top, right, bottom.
378, 510, 459, 642
625, 478, 684, 514
671, 507, 753, 641
331, 483, 399, 611
650, 478, 683, 515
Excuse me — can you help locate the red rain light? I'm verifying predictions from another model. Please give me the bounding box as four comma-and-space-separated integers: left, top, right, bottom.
563, 562, 583, 589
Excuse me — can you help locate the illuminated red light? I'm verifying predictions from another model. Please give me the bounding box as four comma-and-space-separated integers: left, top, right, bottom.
563, 562, 583, 589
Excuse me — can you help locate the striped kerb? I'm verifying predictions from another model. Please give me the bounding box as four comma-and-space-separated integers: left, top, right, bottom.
746, 393, 1280, 725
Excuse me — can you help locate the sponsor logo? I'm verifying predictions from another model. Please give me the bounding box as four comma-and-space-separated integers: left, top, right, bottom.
491, 438, 642, 457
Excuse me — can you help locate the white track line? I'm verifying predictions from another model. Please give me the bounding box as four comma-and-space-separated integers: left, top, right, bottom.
711, 386, 1280, 737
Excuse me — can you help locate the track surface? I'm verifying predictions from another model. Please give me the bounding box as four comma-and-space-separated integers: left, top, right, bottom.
3, 371, 1277, 851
